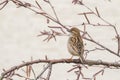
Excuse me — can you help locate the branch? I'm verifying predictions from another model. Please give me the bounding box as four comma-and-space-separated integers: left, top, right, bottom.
84, 37, 120, 57
35, 63, 52, 80
0, 0, 8, 10
1, 58, 120, 80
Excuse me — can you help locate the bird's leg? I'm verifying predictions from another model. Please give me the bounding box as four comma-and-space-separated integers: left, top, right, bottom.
79, 57, 83, 63
70, 55, 73, 59
68, 56, 73, 61
79, 55, 85, 64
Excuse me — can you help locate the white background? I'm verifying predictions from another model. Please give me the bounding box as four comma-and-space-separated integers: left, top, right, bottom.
0, 0, 120, 80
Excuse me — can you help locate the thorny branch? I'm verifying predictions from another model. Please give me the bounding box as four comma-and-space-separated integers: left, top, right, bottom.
0, 0, 120, 80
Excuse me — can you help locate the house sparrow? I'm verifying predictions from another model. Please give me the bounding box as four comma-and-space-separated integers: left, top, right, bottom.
67, 27, 84, 63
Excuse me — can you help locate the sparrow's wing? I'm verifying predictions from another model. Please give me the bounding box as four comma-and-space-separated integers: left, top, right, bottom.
70, 37, 84, 55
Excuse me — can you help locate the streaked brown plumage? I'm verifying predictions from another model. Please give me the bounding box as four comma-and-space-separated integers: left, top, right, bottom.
67, 27, 84, 62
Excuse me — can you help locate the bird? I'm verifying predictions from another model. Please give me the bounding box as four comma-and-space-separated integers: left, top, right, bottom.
67, 27, 85, 63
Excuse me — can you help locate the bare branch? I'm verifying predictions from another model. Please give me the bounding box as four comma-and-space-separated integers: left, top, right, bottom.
35, 63, 52, 80
46, 64, 52, 80
95, 7, 100, 17
84, 13, 90, 24
35, 0, 42, 9
0, 0, 8, 10
48, 26, 66, 34
84, 37, 120, 57
1, 58, 120, 80
93, 68, 105, 80
47, 0, 60, 22
85, 47, 105, 54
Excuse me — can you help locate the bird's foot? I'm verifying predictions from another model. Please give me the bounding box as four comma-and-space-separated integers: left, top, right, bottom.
68, 56, 73, 61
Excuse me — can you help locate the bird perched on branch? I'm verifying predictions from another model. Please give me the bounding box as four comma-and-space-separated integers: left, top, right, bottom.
67, 27, 85, 63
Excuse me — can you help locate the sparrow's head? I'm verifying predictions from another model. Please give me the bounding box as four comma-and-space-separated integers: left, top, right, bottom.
68, 27, 80, 36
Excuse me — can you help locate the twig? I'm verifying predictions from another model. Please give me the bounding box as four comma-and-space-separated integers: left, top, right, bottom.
84, 37, 120, 57
35, 63, 52, 80
95, 7, 100, 17
68, 66, 80, 73
74, 66, 91, 80
48, 26, 66, 34
76, 65, 82, 80
93, 67, 105, 80
31, 66, 36, 79
46, 64, 52, 80
83, 23, 111, 27
118, 37, 120, 54
0, 0, 8, 10
37, 29, 63, 42
35, 0, 42, 9
113, 27, 120, 54
83, 13, 90, 24
47, 0, 60, 22
85, 47, 105, 54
